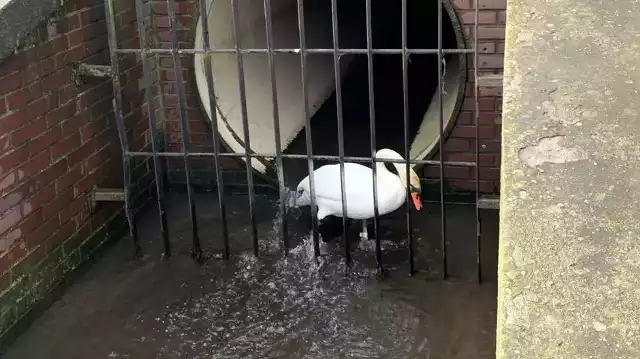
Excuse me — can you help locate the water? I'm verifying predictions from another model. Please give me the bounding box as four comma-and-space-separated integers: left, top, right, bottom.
2, 193, 497, 359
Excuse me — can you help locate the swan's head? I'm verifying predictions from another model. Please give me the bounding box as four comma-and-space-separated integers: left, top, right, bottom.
292, 177, 311, 208
376, 148, 423, 211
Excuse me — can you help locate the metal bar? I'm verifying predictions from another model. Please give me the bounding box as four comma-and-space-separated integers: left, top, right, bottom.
104, 0, 141, 258
125, 151, 477, 167
116, 48, 476, 55
135, 0, 170, 259
474, 0, 482, 283
166, 0, 202, 261
230, 0, 259, 256
438, 0, 448, 280
297, 0, 320, 260
263, 0, 289, 255
365, 0, 382, 273
330, 0, 350, 267
478, 195, 500, 210
198, 0, 230, 259
401, 0, 414, 275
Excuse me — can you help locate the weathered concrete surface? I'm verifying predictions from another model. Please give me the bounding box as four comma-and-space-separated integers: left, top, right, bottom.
498, 0, 640, 358
0, 0, 58, 63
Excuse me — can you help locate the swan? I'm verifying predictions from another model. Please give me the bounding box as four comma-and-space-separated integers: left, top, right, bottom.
292, 148, 422, 240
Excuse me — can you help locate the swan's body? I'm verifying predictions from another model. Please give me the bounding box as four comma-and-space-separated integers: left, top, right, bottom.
293, 148, 422, 239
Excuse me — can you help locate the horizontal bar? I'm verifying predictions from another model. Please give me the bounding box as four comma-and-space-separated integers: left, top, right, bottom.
478, 194, 500, 209
476, 74, 504, 87
92, 188, 126, 202
115, 48, 475, 55
73, 63, 114, 77
125, 151, 477, 167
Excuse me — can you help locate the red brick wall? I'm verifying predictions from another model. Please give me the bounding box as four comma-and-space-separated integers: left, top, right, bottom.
153, 0, 505, 193
0, 0, 151, 337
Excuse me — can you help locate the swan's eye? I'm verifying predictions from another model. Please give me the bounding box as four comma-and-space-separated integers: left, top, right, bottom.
297, 188, 304, 197
410, 184, 421, 194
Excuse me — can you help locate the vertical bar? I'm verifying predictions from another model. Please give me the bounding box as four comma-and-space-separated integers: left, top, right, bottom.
401, 0, 414, 275
263, 0, 289, 255
135, 0, 170, 258
296, 0, 320, 259
330, 0, 351, 267
166, 0, 202, 261
104, 0, 141, 258
198, 0, 230, 259
437, 0, 448, 279
365, 0, 382, 273
230, 0, 259, 256
474, 0, 482, 283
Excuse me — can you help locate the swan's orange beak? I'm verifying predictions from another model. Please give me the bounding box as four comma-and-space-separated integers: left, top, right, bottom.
411, 192, 422, 211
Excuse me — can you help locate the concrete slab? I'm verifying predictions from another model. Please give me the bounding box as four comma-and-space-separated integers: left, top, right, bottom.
0, 0, 58, 63
498, 0, 640, 357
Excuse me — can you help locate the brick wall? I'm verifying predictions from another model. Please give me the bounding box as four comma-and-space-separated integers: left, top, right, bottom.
151, 0, 505, 194
0, 0, 151, 341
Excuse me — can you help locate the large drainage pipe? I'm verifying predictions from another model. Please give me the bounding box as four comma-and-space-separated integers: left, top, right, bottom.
194, 0, 466, 188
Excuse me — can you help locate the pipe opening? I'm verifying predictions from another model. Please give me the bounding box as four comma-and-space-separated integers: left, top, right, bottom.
194, 0, 466, 187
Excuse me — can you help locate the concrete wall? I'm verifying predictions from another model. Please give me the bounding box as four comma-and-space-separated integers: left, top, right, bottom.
0, 0, 153, 342
156, 0, 506, 194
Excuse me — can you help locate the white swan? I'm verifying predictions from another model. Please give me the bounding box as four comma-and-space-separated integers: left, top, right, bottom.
293, 148, 422, 240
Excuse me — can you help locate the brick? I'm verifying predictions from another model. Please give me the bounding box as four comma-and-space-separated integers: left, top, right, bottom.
46, 219, 74, 253
59, 195, 85, 224
12, 118, 47, 148
498, 10, 507, 24
462, 97, 495, 111
477, 26, 506, 40
22, 185, 55, 217
6, 84, 43, 110
0, 228, 22, 252
51, 133, 81, 160
17, 150, 51, 180
0, 191, 22, 216
79, 5, 105, 26
497, 41, 505, 54
61, 110, 90, 137
444, 138, 473, 152
45, 101, 77, 128
479, 86, 503, 97
28, 127, 61, 157
56, 164, 82, 194
479, 140, 501, 153
452, 0, 470, 9
451, 125, 495, 139
0, 98, 5, 116
479, 0, 507, 9
424, 166, 471, 179
0, 109, 26, 133
0, 72, 22, 94
447, 180, 495, 193
42, 188, 73, 220
0, 173, 15, 193
37, 37, 68, 62
33, 159, 67, 191
67, 20, 107, 47
0, 206, 21, 236
443, 153, 496, 166
479, 167, 500, 180
25, 96, 52, 119
478, 54, 504, 69
459, 10, 497, 25
54, 46, 87, 69
75, 169, 101, 195
41, 68, 71, 94
79, 116, 107, 144
0, 149, 29, 174
478, 42, 496, 54
67, 140, 96, 166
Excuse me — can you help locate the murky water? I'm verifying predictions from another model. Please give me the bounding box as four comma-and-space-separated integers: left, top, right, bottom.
3, 194, 497, 359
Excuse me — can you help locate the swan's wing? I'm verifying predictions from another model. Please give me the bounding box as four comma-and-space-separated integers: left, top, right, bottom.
311, 163, 376, 203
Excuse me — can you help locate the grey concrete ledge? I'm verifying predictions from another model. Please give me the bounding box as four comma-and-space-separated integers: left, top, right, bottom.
498, 0, 640, 358
0, 0, 59, 64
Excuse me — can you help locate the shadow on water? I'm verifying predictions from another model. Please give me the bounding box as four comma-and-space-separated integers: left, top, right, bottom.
3, 193, 497, 359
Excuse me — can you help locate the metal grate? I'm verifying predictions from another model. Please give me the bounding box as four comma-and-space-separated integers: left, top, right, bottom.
103, 0, 486, 281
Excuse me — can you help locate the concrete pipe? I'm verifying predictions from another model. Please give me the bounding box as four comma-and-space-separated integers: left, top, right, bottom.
194, 0, 466, 188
